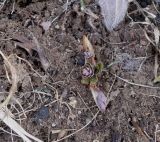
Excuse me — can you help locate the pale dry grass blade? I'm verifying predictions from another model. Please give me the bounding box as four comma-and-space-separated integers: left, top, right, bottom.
0, 50, 42, 142
0, 109, 42, 142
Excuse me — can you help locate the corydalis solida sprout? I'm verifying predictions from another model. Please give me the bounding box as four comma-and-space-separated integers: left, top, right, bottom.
81, 35, 107, 112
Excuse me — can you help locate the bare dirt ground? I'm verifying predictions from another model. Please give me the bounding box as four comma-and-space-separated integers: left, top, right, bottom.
0, 0, 160, 142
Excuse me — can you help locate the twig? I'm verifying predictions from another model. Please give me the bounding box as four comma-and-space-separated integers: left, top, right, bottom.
0, 0, 7, 11
152, 0, 160, 14
11, 0, 15, 14
53, 111, 99, 142
0, 50, 18, 109
76, 90, 99, 125
0, 127, 19, 137
113, 74, 160, 89
154, 53, 159, 79
16, 55, 42, 78
107, 76, 116, 96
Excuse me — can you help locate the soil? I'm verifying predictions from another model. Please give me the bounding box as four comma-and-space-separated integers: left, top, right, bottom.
0, 0, 160, 142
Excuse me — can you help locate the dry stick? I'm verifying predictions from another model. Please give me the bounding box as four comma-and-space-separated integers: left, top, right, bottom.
155, 124, 158, 142
154, 53, 159, 78
113, 74, 160, 89
76, 91, 99, 125
0, 127, 19, 137
152, 1, 160, 14
0, 50, 17, 109
0, 0, 7, 11
140, 92, 160, 99
16, 55, 42, 78
107, 76, 116, 96
52, 111, 99, 142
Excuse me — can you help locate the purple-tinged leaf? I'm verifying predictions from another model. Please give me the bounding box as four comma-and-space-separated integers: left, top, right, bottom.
84, 51, 94, 59
90, 86, 107, 112
82, 64, 94, 77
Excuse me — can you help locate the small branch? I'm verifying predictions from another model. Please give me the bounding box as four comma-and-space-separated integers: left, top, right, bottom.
0, 50, 18, 109
53, 111, 99, 142
114, 74, 160, 90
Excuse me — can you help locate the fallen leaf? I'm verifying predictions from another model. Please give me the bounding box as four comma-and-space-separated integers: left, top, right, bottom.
98, 0, 128, 31
90, 86, 107, 112
12, 35, 36, 55
12, 35, 50, 71
83, 35, 95, 57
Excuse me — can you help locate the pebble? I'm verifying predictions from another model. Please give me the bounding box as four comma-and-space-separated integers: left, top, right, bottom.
34, 106, 49, 123
73, 53, 85, 66
55, 25, 60, 29
78, 111, 82, 115
51, 122, 57, 127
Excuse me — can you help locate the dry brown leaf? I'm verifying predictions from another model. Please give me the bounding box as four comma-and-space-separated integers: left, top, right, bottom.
12, 35, 50, 71
83, 35, 95, 55
83, 35, 96, 65
12, 35, 36, 55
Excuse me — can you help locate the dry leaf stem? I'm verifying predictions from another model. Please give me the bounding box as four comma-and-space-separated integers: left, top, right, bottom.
0, 50, 18, 109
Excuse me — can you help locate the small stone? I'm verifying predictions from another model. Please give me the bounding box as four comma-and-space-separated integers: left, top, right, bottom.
34, 106, 49, 123
78, 111, 82, 115
55, 25, 60, 29
72, 53, 85, 66
52, 122, 57, 127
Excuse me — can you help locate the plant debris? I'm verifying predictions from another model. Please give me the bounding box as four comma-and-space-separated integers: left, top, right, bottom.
12, 34, 50, 71
99, 0, 128, 31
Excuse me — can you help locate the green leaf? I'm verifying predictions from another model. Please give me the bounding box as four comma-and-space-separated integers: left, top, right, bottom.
81, 78, 90, 85
154, 75, 160, 83
95, 62, 104, 74
90, 76, 98, 85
